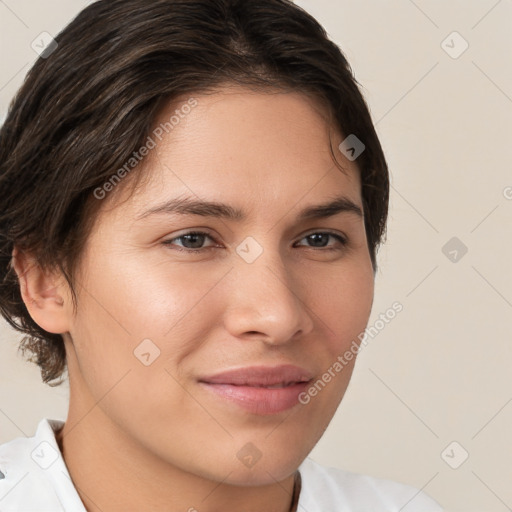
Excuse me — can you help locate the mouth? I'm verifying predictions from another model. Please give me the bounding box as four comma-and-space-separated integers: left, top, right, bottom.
247, 382, 301, 389
198, 365, 313, 415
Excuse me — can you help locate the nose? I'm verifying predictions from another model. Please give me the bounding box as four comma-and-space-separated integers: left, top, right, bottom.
223, 245, 315, 346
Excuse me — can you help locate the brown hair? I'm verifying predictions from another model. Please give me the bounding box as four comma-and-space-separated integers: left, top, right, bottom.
0, 0, 389, 386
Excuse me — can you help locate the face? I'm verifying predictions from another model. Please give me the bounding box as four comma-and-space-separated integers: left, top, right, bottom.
62, 86, 374, 485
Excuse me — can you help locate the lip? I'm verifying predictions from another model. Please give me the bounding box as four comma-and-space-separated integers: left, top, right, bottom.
198, 365, 313, 415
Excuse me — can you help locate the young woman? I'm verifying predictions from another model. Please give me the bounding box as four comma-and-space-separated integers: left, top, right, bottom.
0, 1, 443, 510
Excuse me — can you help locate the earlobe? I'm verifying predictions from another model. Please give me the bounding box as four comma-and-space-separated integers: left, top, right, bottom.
11, 247, 71, 334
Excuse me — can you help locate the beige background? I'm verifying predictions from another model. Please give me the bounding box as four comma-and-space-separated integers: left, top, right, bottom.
1, 1, 511, 510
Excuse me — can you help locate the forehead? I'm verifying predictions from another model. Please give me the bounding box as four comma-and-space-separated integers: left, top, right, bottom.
102, 86, 362, 221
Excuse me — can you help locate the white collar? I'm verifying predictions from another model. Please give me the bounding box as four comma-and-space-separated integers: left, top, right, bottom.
0, 417, 86, 511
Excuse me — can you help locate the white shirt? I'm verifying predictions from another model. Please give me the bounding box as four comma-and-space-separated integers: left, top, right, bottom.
0, 418, 443, 511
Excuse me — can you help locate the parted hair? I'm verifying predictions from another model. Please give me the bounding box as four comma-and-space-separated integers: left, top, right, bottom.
0, 0, 389, 386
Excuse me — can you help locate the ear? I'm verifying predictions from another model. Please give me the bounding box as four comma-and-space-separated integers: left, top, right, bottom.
11, 247, 73, 334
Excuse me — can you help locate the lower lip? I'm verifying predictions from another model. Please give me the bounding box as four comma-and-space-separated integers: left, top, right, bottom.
199, 381, 310, 415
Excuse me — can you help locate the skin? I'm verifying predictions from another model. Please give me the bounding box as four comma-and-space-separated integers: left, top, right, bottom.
13, 85, 375, 512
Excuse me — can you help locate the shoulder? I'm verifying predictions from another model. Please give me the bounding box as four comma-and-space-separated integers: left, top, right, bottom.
297, 457, 443, 511
0, 418, 84, 511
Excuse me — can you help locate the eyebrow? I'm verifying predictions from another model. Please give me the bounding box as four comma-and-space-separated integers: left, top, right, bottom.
136, 194, 363, 222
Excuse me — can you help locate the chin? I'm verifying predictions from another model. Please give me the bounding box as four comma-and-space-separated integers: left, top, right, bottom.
223, 458, 302, 487
209, 436, 311, 486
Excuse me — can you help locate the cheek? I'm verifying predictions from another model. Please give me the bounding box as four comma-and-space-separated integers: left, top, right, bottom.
77, 249, 220, 338
68, 266, 204, 435
292, 265, 373, 440
308, 259, 374, 358
68, 251, 225, 396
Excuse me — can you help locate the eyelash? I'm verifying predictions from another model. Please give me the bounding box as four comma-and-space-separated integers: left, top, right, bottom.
162, 230, 348, 253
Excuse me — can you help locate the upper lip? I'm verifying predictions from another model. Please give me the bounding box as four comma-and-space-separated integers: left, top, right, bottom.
199, 364, 314, 387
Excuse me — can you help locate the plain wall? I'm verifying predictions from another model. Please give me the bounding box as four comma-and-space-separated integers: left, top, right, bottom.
1, 1, 511, 511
